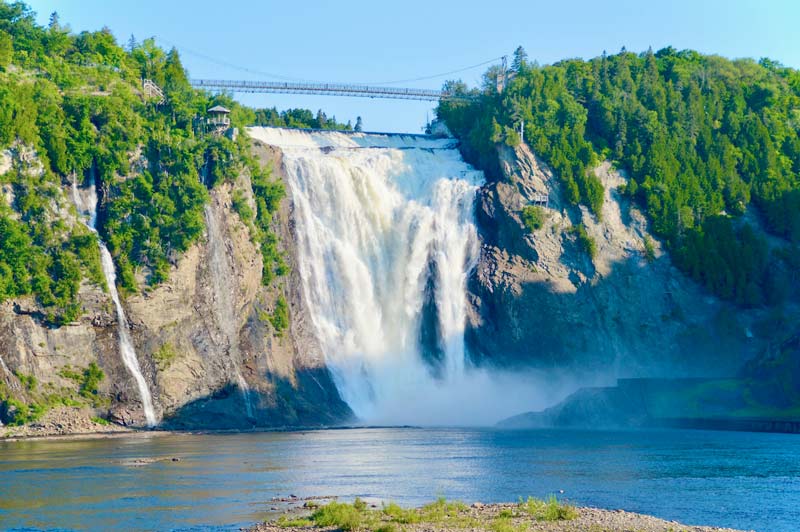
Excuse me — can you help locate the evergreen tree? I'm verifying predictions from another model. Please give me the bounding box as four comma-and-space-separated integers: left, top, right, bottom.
437, 47, 800, 305
316, 109, 327, 129
354, 116, 363, 132
47, 11, 59, 30
511, 45, 528, 72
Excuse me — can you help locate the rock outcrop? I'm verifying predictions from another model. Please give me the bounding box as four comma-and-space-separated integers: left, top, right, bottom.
466, 143, 798, 378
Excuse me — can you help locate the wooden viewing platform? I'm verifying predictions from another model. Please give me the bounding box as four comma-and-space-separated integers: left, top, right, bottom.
531, 193, 549, 207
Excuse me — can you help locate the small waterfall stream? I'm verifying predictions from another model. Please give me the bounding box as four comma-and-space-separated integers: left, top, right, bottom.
0, 354, 9, 379
71, 179, 157, 427
203, 203, 254, 418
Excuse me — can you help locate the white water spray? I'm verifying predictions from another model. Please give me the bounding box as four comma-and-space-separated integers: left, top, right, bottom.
71, 179, 157, 427
249, 128, 546, 425
203, 203, 253, 418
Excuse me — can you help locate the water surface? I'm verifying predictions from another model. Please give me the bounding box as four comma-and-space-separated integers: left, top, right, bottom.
1, 428, 797, 531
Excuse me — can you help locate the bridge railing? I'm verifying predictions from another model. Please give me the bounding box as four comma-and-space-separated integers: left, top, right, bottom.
190, 79, 473, 102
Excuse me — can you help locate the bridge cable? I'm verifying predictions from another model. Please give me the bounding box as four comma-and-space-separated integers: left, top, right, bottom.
157, 37, 503, 86
363, 56, 504, 85
156, 38, 317, 82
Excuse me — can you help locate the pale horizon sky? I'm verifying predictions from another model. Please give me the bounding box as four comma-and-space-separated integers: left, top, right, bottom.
24, 0, 800, 133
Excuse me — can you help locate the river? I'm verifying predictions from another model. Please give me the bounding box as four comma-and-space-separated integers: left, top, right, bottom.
1, 427, 797, 531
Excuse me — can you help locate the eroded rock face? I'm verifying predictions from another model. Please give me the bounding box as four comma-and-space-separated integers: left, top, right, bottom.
0, 141, 352, 430
466, 143, 797, 378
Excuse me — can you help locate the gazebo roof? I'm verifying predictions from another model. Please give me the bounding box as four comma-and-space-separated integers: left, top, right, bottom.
207, 105, 231, 114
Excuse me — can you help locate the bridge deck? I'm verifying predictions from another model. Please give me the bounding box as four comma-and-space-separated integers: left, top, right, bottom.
191, 79, 470, 101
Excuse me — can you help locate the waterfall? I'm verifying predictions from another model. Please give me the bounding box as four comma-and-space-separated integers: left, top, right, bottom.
0, 354, 9, 378
203, 203, 253, 418
71, 179, 157, 427
249, 127, 496, 424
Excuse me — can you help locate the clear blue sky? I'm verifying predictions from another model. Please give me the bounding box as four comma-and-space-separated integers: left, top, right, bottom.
25, 0, 800, 133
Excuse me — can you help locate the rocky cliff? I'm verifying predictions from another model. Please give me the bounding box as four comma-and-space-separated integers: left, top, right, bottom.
2, 133, 797, 435
0, 140, 351, 432
466, 142, 799, 378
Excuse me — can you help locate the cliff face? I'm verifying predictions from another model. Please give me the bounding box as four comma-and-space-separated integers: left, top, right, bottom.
0, 141, 351, 431
2, 134, 796, 433
466, 143, 798, 378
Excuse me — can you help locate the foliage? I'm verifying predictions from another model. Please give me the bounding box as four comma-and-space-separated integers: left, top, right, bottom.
439, 47, 800, 305
382, 502, 421, 524
275, 516, 313, 528
59, 362, 105, 401
309, 501, 366, 531
519, 496, 578, 521
152, 342, 177, 371
675, 216, 769, 306
91, 415, 110, 425
0, 29, 11, 69
272, 497, 575, 532
270, 295, 289, 335
569, 224, 597, 260
79, 362, 104, 400
0, 2, 303, 315
253, 107, 353, 131
643, 236, 656, 262
420, 497, 469, 521
490, 516, 528, 532
14, 370, 37, 391
521, 205, 547, 231
1, 361, 108, 425
241, 158, 288, 285
275, 498, 474, 531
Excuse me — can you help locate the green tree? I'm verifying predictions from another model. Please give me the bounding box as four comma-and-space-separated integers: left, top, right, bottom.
438, 47, 800, 304
511, 45, 528, 72
0, 30, 12, 69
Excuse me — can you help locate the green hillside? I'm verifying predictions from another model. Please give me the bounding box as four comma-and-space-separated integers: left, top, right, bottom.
0, 2, 345, 324
438, 47, 800, 306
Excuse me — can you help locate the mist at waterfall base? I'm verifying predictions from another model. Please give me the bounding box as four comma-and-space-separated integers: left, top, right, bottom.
250, 128, 571, 426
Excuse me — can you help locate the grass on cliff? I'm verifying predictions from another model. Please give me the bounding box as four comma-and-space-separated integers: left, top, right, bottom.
272, 496, 576, 531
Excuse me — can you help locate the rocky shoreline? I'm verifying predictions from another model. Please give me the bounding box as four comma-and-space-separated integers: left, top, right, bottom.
248, 499, 749, 532
0, 406, 132, 440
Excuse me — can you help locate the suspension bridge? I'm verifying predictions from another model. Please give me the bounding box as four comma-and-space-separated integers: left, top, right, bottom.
189, 79, 473, 102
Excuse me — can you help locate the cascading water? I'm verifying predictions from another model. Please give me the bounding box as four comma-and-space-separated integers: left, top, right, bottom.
249, 127, 532, 425
71, 179, 157, 427
203, 203, 254, 418
0, 354, 9, 378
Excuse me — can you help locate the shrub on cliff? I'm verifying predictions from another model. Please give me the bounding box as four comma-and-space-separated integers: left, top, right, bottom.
521, 205, 547, 231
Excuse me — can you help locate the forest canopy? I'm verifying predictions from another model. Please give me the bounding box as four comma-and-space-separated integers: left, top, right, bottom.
438, 47, 800, 306
0, 1, 348, 323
